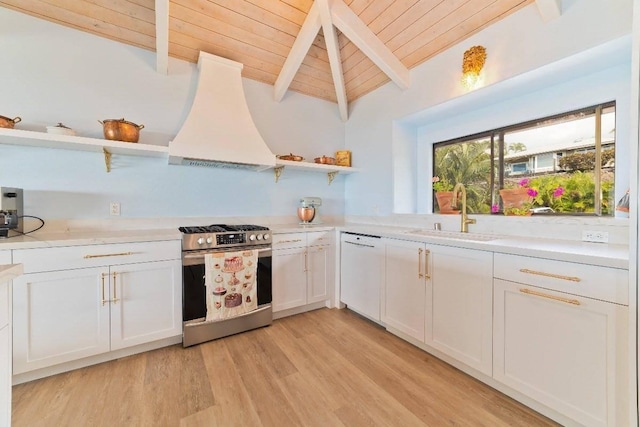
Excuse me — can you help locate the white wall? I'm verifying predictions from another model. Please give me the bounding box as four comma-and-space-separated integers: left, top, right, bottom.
0, 8, 346, 221
345, 0, 634, 217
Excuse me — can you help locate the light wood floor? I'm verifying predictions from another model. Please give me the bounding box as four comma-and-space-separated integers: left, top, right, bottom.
12, 308, 559, 426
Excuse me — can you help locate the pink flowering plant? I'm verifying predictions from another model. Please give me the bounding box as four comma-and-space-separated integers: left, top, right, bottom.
502, 177, 565, 215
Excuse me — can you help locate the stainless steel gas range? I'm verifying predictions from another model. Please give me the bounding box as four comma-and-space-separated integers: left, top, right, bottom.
180, 224, 272, 347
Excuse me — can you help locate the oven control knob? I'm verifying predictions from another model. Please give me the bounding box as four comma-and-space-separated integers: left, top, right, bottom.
249, 234, 256, 241
256, 234, 263, 240
206, 237, 213, 244
263, 234, 270, 240
197, 237, 205, 245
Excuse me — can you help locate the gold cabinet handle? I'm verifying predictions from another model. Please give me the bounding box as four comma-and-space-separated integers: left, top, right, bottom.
111, 272, 119, 304
276, 239, 303, 244
519, 268, 581, 282
519, 288, 580, 306
101, 273, 108, 306
424, 249, 431, 279
418, 248, 424, 278
84, 251, 134, 259
304, 252, 308, 272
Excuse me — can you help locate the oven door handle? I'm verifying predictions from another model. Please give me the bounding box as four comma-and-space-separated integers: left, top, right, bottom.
183, 247, 272, 262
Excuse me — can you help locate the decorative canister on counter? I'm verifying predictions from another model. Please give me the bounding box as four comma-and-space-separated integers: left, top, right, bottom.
335, 150, 351, 167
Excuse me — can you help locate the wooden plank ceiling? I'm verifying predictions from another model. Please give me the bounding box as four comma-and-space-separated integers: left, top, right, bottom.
1, 0, 534, 104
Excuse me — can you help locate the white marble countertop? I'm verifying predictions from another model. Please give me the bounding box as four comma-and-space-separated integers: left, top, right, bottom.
336, 223, 629, 269
0, 222, 627, 269
0, 264, 23, 283
0, 229, 181, 250
270, 223, 337, 233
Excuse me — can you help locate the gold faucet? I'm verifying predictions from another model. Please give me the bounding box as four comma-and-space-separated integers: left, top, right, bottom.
451, 183, 476, 233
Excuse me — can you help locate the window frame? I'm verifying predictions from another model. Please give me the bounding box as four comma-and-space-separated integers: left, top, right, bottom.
432, 101, 616, 216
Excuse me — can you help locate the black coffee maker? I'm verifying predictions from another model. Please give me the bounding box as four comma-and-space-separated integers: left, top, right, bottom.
0, 187, 23, 238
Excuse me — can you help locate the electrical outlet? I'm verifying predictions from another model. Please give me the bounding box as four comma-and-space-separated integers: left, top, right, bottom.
582, 230, 609, 243
110, 202, 121, 216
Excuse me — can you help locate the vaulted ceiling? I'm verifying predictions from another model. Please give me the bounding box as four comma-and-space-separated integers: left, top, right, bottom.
2, 0, 550, 116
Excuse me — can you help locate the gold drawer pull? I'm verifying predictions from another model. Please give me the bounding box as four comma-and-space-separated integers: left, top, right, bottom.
418, 248, 424, 279
520, 288, 580, 306
112, 272, 119, 304
101, 273, 108, 306
84, 252, 134, 259
276, 239, 303, 244
424, 249, 431, 279
519, 268, 581, 282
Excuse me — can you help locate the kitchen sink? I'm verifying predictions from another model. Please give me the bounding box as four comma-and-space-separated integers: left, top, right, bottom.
404, 229, 500, 242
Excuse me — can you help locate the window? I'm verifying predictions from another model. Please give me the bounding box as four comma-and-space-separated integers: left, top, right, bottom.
511, 162, 528, 174
432, 102, 615, 216
535, 153, 554, 171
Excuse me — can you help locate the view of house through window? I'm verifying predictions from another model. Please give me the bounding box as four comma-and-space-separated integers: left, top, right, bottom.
432, 102, 615, 216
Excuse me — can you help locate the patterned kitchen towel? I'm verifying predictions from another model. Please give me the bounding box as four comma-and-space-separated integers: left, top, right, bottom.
205, 249, 258, 322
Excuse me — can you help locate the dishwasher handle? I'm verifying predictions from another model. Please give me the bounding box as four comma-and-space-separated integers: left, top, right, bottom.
343, 240, 376, 249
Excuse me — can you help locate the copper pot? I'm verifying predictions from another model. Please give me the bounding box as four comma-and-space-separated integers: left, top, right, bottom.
314, 155, 336, 165
98, 118, 144, 143
277, 153, 304, 161
0, 115, 21, 129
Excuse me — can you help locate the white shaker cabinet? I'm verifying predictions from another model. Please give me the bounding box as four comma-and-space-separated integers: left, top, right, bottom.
493, 253, 628, 427
272, 246, 307, 311
340, 233, 384, 322
272, 231, 333, 314
12, 267, 111, 373
307, 244, 332, 304
0, 253, 16, 427
12, 241, 182, 375
383, 239, 426, 342
109, 260, 182, 351
383, 238, 493, 375
0, 325, 9, 427
426, 245, 493, 376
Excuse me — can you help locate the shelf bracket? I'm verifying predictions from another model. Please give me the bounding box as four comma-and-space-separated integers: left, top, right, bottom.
327, 171, 339, 185
103, 148, 112, 173
274, 166, 285, 183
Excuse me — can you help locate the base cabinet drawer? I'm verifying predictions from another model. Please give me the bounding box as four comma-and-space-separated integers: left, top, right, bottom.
272, 233, 307, 250
13, 240, 180, 273
493, 278, 628, 427
494, 253, 627, 305
307, 231, 333, 247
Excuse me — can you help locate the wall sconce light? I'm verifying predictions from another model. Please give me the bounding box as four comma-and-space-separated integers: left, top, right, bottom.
461, 45, 487, 90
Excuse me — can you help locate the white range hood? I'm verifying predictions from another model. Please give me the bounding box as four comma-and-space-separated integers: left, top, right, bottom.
169, 52, 276, 170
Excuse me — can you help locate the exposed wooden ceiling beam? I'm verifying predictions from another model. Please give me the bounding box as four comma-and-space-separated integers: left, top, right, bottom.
274, 1, 321, 101
318, 0, 348, 121
155, 0, 169, 74
330, 0, 410, 90
535, 0, 561, 22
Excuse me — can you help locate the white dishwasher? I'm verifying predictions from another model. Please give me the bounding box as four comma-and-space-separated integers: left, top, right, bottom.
340, 232, 384, 322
